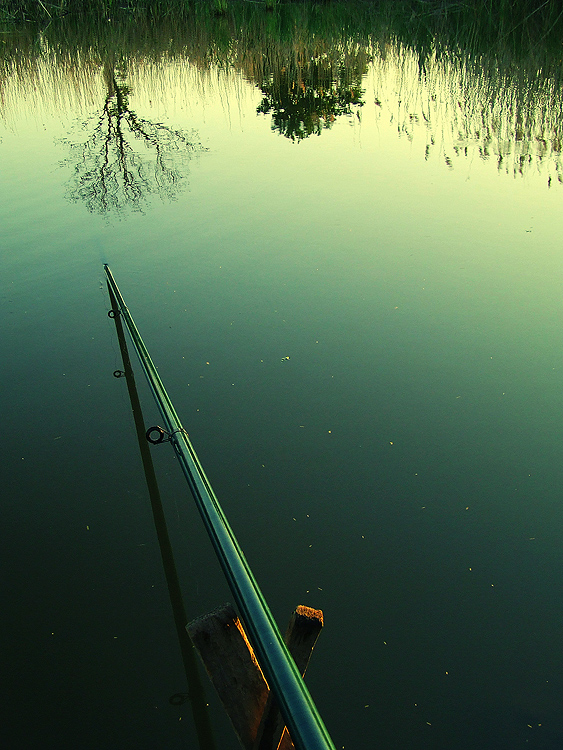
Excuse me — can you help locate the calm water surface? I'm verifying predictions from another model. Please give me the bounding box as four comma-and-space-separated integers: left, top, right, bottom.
2, 9, 563, 750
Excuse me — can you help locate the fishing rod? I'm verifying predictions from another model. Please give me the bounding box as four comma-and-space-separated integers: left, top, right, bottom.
104, 265, 336, 750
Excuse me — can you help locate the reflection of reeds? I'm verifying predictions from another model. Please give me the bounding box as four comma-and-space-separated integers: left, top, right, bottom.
2, 1, 563, 180
0, 33, 103, 126
370, 38, 563, 183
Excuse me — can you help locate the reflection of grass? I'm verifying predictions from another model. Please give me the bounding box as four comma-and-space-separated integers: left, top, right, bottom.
2, 1, 563, 178
371, 40, 563, 184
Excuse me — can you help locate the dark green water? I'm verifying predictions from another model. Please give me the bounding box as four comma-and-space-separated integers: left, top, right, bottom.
2, 6, 563, 749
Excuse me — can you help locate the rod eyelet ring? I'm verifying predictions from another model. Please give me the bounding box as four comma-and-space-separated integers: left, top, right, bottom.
108, 309, 120, 318
146, 425, 168, 444
113, 370, 126, 378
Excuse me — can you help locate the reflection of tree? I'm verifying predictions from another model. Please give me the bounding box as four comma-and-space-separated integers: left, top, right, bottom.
63, 59, 206, 214
255, 55, 367, 141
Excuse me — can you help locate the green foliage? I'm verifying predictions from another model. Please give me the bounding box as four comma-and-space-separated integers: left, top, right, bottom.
212, 0, 228, 15
1, 0, 563, 35
2, 1, 562, 87
2, 1, 562, 68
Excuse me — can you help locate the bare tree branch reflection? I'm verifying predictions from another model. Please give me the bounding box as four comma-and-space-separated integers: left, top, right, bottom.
62, 59, 207, 214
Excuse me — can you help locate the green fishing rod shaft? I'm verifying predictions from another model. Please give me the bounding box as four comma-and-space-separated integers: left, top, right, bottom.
104, 265, 336, 750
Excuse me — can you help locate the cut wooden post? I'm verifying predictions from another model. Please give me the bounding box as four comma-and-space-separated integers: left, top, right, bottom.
254, 606, 324, 750
187, 604, 269, 750
187, 604, 323, 750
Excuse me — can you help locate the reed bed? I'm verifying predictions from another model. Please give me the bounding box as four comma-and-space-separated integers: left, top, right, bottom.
1, 0, 563, 36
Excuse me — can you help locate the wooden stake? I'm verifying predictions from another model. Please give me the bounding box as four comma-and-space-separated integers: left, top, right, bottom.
254, 606, 323, 750
187, 604, 323, 750
187, 604, 269, 750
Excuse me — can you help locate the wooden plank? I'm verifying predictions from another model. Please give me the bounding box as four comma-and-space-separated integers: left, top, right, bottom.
187, 604, 323, 750
187, 603, 269, 750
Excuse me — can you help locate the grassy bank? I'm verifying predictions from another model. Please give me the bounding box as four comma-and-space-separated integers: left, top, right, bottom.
2, 2, 563, 70
2, 1, 562, 85
1, 0, 563, 38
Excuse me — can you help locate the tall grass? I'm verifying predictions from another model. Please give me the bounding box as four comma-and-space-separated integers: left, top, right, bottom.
2, 1, 561, 76
2, 1, 562, 83
1, 0, 563, 34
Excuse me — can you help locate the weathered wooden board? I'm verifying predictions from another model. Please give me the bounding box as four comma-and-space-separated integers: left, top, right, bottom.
187, 603, 323, 750
187, 604, 269, 750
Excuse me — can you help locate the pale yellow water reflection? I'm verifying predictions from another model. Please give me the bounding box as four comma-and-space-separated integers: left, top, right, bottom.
2, 36, 561, 199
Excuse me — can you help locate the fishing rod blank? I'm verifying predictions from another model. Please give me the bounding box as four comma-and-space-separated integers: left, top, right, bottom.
104, 265, 336, 750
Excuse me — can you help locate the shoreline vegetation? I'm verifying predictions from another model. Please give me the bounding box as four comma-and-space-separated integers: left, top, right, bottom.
2, 1, 562, 80
1, 0, 562, 182
1, 0, 563, 35
2, 2, 562, 84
